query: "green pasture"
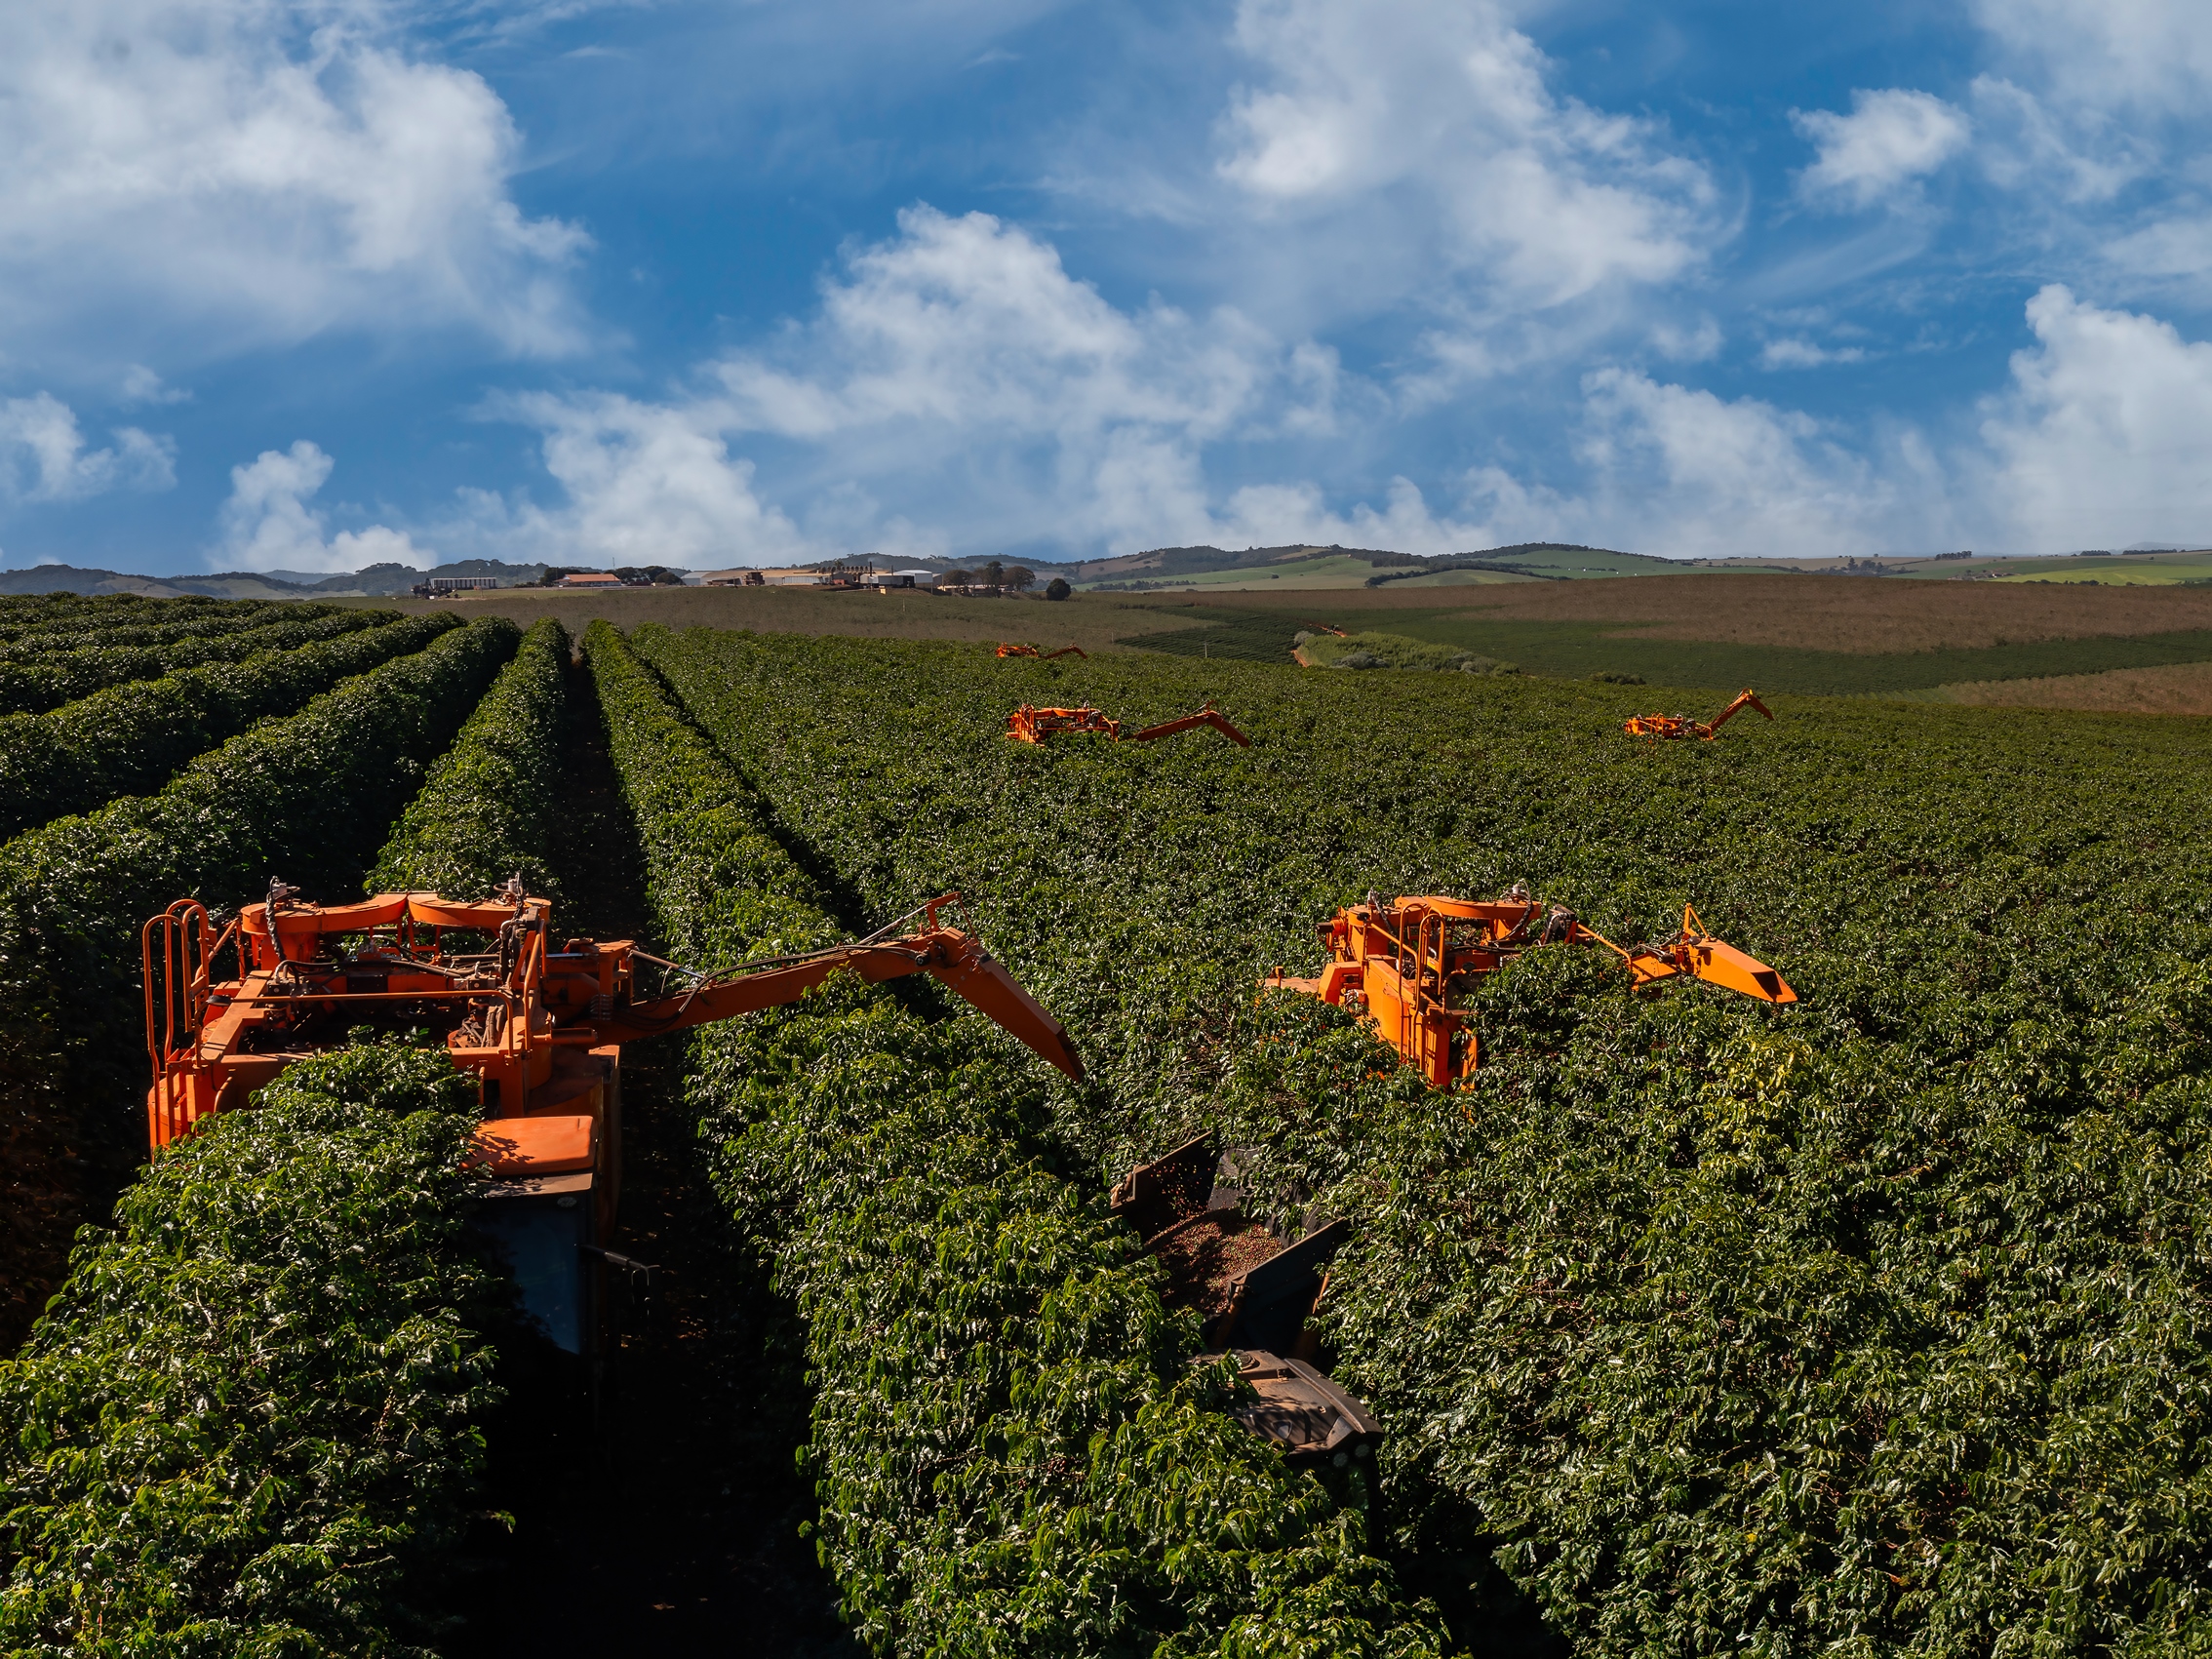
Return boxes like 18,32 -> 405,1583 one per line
1120,603 -> 2212,693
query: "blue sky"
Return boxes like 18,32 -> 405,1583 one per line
3,0 -> 2211,573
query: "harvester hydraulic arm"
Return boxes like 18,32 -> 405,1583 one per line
1127,703 -> 1251,746
1574,903 -> 1796,1003
141,887 -> 1083,1154
594,898 -> 1086,1080
1624,688 -> 1772,741
1703,689 -> 1773,735
1007,701 -> 1249,746
997,643 -> 1087,659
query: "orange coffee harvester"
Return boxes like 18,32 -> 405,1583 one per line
144,881 -> 1081,1354
1625,688 -> 1773,741
1006,701 -> 1250,746
1264,888 -> 1795,1088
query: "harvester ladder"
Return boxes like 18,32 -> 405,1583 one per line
143,900 -> 225,1150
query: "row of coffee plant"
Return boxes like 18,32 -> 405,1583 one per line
0,612 -> 458,843
2,618 -> 587,1648
0,598 -> 292,659
0,605 -> 384,716
0,594 -> 185,640
586,621 -> 1453,1657
637,627 -> 2212,1653
371,617 -> 571,901
0,616 -> 519,1351
0,1044 -> 506,1653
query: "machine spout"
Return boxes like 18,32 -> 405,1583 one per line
1623,905 -> 1797,1003
928,933 -> 1086,1081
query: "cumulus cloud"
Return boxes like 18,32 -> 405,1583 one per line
450,392 -> 809,569
703,204 -> 1316,555
1794,90 -> 1972,209
0,392 -> 175,501
1968,0 -> 2212,111
721,206 -> 1283,439
441,207 -> 1301,564
1977,284 -> 2212,548
0,0 -> 589,371
1213,0 -> 1718,313
415,204 -> 2212,572
216,440 -> 428,573
431,202 -> 1923,566
1569,370 -> 1919,556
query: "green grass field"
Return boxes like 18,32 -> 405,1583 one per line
1120,605 -> 2212,695
1076,553 -> 1444,591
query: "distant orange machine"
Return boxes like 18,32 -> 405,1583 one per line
996,643 -> 1088,659
1265,888 -> 1795,1089
1007,701 -> 1250,746
1625,688 -> 1773,741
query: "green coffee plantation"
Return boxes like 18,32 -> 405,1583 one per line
3,594 -> 2209,1658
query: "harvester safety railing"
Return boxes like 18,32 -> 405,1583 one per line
143,900 -> 240,1148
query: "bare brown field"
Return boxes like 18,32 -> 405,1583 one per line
347,585 -> 1201,652
1933,660 -> 2212,717
1215,573 -> 2212,653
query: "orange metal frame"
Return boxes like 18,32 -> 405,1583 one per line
1625,688 -> 1773,741
1263,891 -> 1796,1088
143,889 -> 1081,1156
1006,701 -> 1251,746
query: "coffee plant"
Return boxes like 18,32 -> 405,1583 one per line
0,617 -> 518,1353
585,621 -> 1451,1657
0,612 -> 459,844
0,595 -> 178,641
0,1041 -> 504,1655
0,600 -> 289,659
372,617 -> 570,902
0,612 -> 605,1646
634,627 -> 2212,1654
0,606 -> 384,717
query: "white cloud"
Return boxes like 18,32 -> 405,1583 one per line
1112,368 -> 1938,563
120,366 -> 191,406
0,0 -> 590,373
720,206 -> 1280,442
216,440 -> 428,573
1968,0 -> 2212,112
1793,90 -> 1971,209
452,392 -> 809,569
418,209 -> 2212,572
1650,318 -> 1724,363
426,202 -> 1943,567
703,205 -> 1309,555
1759,337 -> 1868,370
1213,0 -> 1718,312
436,206 -> 1375,564
0,392 -> 175,501
1977,284 -> 2212,549
1966,76 -> 2138,204
1204,475 -> 1508,558
1569,370 -> 1911,556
